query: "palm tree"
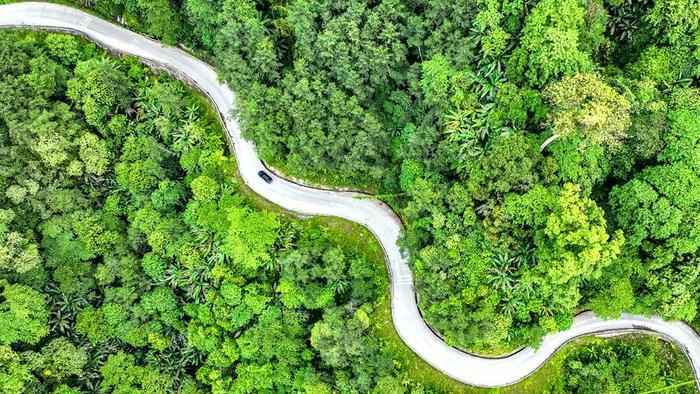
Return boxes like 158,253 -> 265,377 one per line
488,252 -> 516,293
501,296 -> 524,318
261,256 -> 278,272
44,282 -> 90,339
607,0 -> 652,42
145,331 -> 204,390
445,102 -> 500,172
516,281 -> 536,299
275,224 -> 297,252
515,243 -> 537,267
332,279 -> 350,295
185,104 -> 200,123
468,67 -> 505,101
79,338 -> 122,392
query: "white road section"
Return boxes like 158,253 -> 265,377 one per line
2,2 -> 699,388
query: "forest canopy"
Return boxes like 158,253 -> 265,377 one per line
117,0 -> 700,353
1,0 -> 700,391
0,30 -> 427,393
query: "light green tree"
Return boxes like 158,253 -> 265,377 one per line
533,183 -> 624,285
37,338 -> 88,382
0,346 -> 35,394
514,0 -> 594,86
544,73 -> 631,151
77,133 -> 110,176
0,282 -> 49,345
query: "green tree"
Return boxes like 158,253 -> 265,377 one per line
544,73 -> 631,150
190,175 -> 219,202
549,339 -> 694,393
22,55 -> 67,98
99,352 -> 171,393
0,282 -> 49,345
0,346 -> 35,394
44,33 -> 83,65
67,58 -> 129,130
512,0 -> 596,86
507,183 -> 624,285
77,133 -> 110,176
36,338 -> 88,382
609,160 -> 700,321
221,206 -> 280,272
0,231 -> 41,275
115,135 -> 167,196
645,0 -> 700,77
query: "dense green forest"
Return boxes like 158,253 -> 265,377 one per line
0,0 -> 699,392
544,336 -> 695,393
0,30 -> 418,393
0,27 -> 694,394
0,26 -> 694,394
56,0 -> 700,353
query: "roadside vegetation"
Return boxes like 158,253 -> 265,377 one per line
4,0 -> 699,352
1,0 -> 700,391
0,30 -> 422,393
64,0 -> 700,355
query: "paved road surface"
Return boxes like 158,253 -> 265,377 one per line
1,2 -> 698,388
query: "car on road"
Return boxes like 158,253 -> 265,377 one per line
258,170 -> 273,183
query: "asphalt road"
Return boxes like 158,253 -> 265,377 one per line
1,2 -> 698,388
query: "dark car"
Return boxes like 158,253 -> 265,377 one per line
258,170 -> 273,184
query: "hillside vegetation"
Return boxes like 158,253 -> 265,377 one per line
61,0 -> 700,353
0,30 -> 421,393
1,0 -> 700,392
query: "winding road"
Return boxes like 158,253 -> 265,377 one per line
2,2 -> 699,389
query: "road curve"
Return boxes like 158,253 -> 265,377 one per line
2,2 -> 699,388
